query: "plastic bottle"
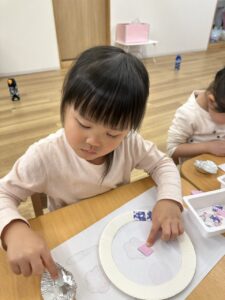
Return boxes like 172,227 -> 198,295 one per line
174,54 -> 182,71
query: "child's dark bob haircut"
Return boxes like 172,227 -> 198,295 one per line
207,66 -> 225,113
60,45 -> 149,131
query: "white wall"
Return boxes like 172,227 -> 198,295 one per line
111,0 -> 217,57
0,0 -> 218,76
0,0 -> 60,76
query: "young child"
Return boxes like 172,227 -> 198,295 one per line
0,46 -> 183,279
167,67 -> 225,164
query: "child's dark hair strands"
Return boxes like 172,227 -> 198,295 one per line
207,66 -> 225,113
61,46 -> 149,131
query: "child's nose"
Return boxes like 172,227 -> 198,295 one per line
86,136 -> 101,147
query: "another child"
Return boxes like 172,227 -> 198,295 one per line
167,67 -> 225,164
0,46 -> 183,279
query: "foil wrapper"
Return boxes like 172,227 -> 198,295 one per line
41,263 -> 77,300
194,160 -> 218,174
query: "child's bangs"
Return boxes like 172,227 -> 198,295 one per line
61,47 -> 149,128
75,87 -> 143,131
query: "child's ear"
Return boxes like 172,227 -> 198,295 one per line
207,93 -> 216,107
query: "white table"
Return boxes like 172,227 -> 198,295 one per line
116,39 -> 158,60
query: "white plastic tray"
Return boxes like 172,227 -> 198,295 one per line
183,189 -> 225,237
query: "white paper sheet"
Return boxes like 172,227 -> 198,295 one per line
218,163 -> 225,172
51,187 -> 225,300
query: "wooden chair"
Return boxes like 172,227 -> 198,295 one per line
31,193 -> 48,217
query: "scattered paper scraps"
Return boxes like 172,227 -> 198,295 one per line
133,210 -> 151,221
198,204 -> 225,227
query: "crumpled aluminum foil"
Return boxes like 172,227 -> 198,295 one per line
194,160 -> 218,174
41,263 -> 77,300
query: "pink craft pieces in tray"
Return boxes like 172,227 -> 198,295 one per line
184,189 -> 225,237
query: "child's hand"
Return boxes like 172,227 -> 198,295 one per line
146,200 -> 183,246
2,220 -> 58,278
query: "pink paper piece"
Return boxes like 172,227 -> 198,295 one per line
191,190 -> 203,195
138,243 -> 154,256
217,210 -> 225,217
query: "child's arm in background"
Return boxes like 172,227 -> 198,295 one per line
171,140 -> 225,163
167,105 -> 195,163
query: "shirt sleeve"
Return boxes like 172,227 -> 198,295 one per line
0,145 -> 47,246
130,132 -> 182,205
167,104 -> 195,157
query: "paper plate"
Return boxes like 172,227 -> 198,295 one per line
99,211 -> 196,300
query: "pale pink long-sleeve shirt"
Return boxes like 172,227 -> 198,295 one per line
167,91 -> 225,162
0,129 -> 182,244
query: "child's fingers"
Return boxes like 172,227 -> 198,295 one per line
168,222 -> 179,240
162,220 -> 184,241
178,221 -> 184,234
20,261 -> 32,277
146,222 -> 161,246
10,262 -> 21,275
161,222 -> 172,241
42,252 -> 58,279
10,259 -> 32,277
30,257 -> 45,276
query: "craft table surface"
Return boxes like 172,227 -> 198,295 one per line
181,154 -> 225,191
0,177 -> 224,300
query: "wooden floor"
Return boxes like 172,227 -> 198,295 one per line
0,45 -> 225,219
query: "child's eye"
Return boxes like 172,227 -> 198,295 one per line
77,120 -> 90,129
107,133 -> 119,138
80,123 -> 90,129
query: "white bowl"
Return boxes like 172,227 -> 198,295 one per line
183,189 -> 225,237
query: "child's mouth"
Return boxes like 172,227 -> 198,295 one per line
81,148 -> 97,155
